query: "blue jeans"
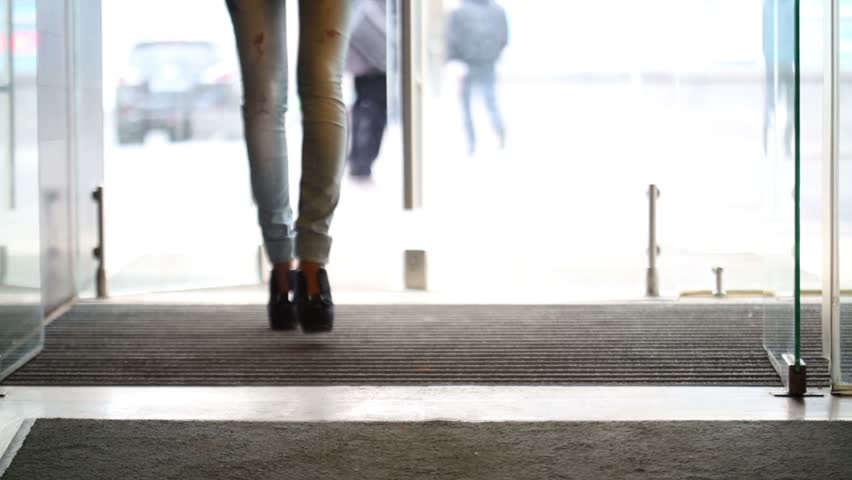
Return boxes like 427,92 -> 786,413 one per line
226,0 -> 352,265
461,63 -> 506,155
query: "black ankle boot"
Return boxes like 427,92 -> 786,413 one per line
268,269 -> 298,330
295,269 -> 334,334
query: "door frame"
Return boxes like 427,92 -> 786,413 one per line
823,0 -> 850,392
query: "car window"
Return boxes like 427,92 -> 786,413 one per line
130,42 -> 220,75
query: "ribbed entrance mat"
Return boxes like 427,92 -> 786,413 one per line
2,303 -> 831,386
4,419 -> 852,480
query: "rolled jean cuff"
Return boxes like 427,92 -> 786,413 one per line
265,238 -> 295,264
295,231 -> 332,265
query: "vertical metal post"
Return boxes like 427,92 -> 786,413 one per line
824,0 -> 842,387
646,185 -> 660,297
404,249 -> 427,290
401,0 -> 422,210
66,0 -> 80,293
400,0 -> 428,289
257,244 -> 270,283
92,186 -> 107,298
713,267 -> 725,298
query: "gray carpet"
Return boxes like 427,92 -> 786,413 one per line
2,303 -> 833,386
3,419 -> 852,479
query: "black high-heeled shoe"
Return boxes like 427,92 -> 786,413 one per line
295,269 -> 334,334
268,269 -> 298,331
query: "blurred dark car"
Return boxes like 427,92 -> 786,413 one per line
115,41 -> 241,145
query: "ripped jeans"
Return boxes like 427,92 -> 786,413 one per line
226,0 -> 352,265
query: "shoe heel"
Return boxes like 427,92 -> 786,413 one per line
295,269 -> 335,334
298,303 -> 334,333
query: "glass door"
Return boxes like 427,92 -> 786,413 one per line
99,0 -> 408,297
100,0 -> 272,295
0,0 -> 43,380
399,0 -> 801,306
761,0 -> 803,392
96,0 -> 806,320
394,0 -> 804,388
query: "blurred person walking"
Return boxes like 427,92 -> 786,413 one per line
446,0 -> 509,156
226,0 -> 352,333
346,0 -> 388,180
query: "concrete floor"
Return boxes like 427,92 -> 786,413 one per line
1,385 -> 851,466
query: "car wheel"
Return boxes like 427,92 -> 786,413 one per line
169,118 -> 193,143
182,118 -> 194,141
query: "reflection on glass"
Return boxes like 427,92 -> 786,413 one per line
1,0 -> 43,380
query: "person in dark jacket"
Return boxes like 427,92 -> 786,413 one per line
446,0 -> 508,156
763,0 -> 795,156
346,0 -> 387,180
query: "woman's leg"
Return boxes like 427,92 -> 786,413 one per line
295,0 -> 353,293
481,66 -> 506,149
226,0 -> 294,291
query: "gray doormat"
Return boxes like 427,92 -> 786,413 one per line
3,419 -> 852,480
2,303 -> 832,386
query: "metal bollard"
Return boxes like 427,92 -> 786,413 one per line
257,244 -> 271,283
92,186 -> 108,299
712,266 -> 725,298
646,185 -> 660,297
404,250 -> 428,290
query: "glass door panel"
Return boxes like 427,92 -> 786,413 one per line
100,0 -> 407,297
760,0 -> 800,386
72,0 -> 105,296
0,0 -> 43,380
101,0 -> 270,295
329,0 -> 406,294
407,0 -> 799,309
